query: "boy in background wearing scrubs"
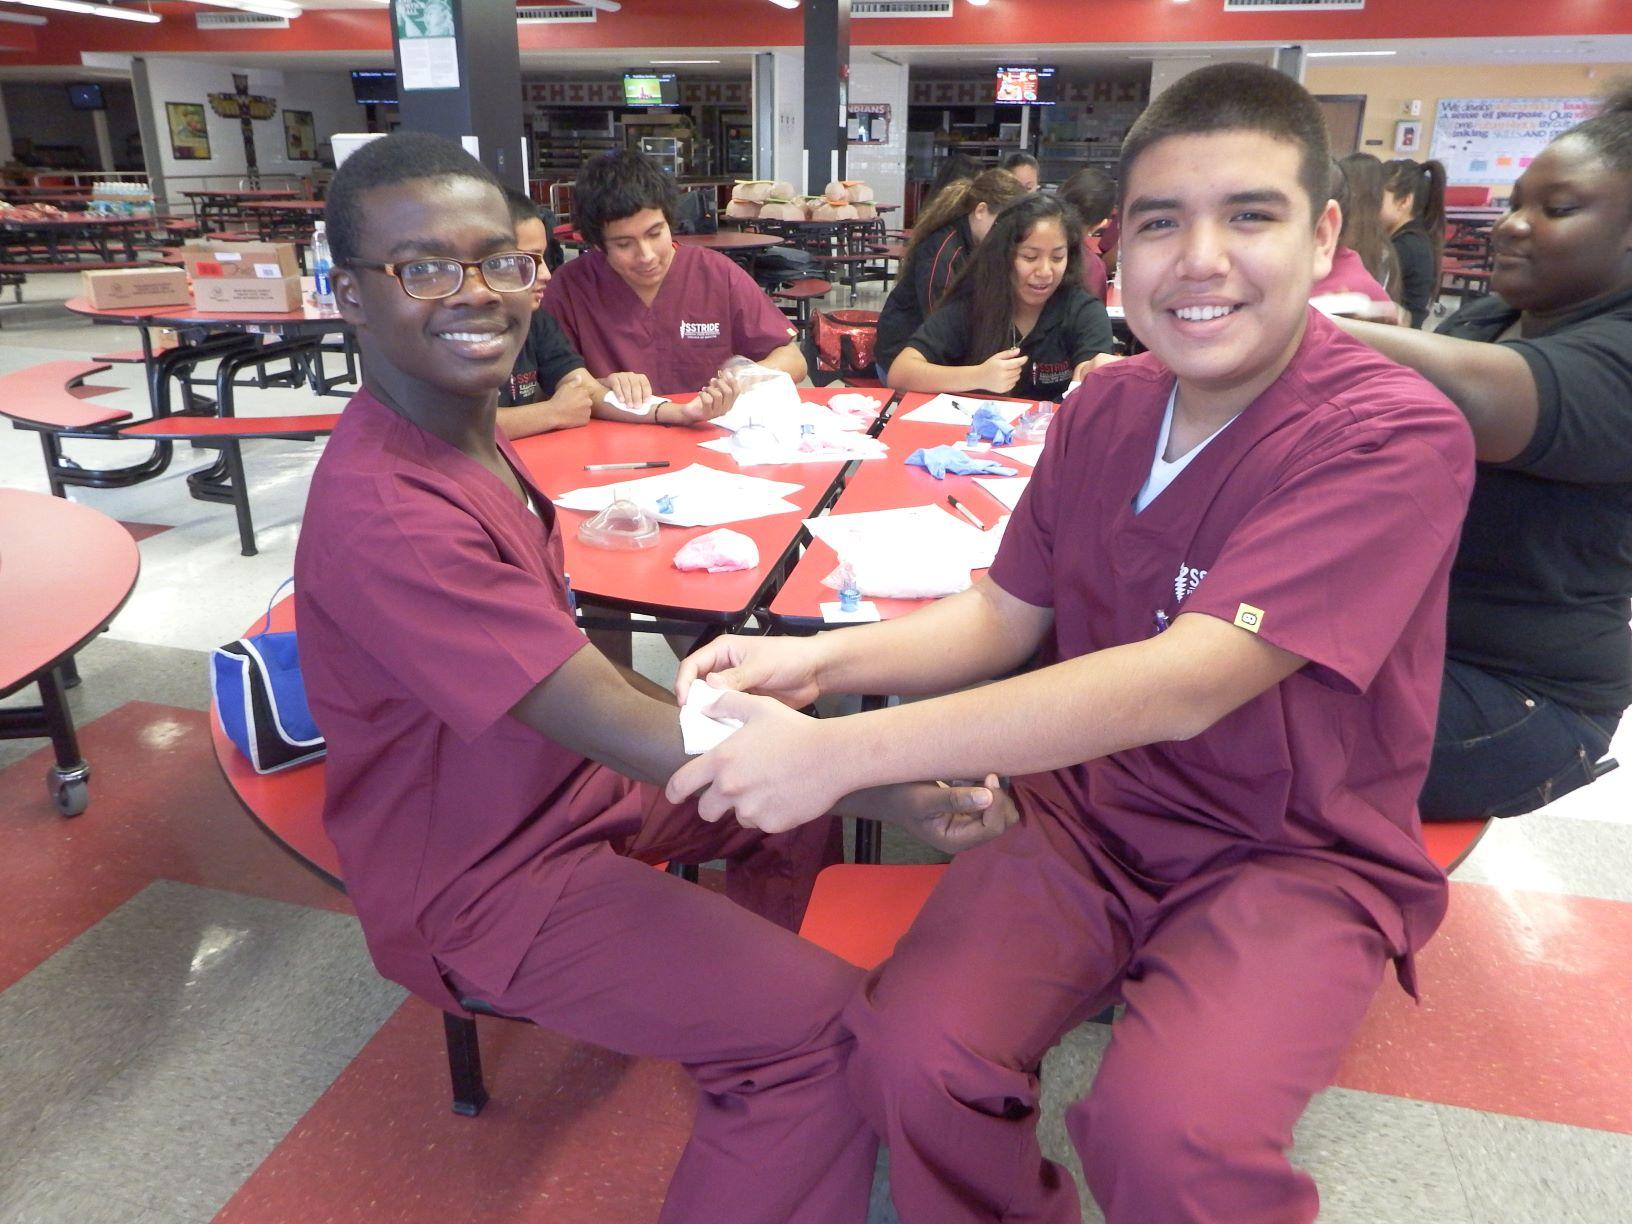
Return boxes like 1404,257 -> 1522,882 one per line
542,149 -> 805,411
672,64 -> 1476,1222
295,132 -> 1013,1224
496,189 -> 732,439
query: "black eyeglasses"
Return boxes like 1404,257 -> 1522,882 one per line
345,251 -> 541,301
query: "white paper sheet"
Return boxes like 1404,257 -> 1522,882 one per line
554,464 -> 804,528
697,433 -> 887,466
993,443 -> 1045,468
899,394 -> 1035,427
711,397 -> 872,436
680,680 -> 743,754
804,504 -> 1005,569
974,476 -> 1030,511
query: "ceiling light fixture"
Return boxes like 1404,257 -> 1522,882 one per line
185,0 -> 302,16
0,0 -> 161,21
767,0 -> 799,9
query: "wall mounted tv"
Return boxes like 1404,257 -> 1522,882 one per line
67,83 -> 106,112
351,70 -> 399,107
994,66 -> 1057,107
623,73 -> 679,108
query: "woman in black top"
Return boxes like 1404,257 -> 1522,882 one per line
1338,92 -> 1632,820
1381,158 -> 1447,327
888,194 -> 1114,402
874,169 -> 1029,377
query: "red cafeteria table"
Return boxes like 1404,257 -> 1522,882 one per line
0,490 -> 140,815
510,385 -> 893,638
769,391 -> 1040,630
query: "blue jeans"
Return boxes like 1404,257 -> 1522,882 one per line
1419,659 -> 1620,821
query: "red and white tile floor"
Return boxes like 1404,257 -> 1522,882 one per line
3,272 -> 1630,1221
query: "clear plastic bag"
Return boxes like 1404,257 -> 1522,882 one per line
577,498 -> 660,550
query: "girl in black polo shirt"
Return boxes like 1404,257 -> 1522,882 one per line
874,169 -> 1029,377
887,194 -> 1114,402
1381,158 -> 1447,328
1337,89 -> 1632,820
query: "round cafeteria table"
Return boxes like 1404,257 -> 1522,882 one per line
208,596 -> 341,884
552,226 -> 784,255
0,490 -> 140,815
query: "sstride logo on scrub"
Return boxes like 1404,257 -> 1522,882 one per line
679,321 -> 722,341
1174,562 -> 1207,604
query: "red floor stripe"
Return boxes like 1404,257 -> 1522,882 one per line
1336,880 -> 1632,1133
216,998 -> 695,1222
0,701 -> 348,991
119,520 -> 173,542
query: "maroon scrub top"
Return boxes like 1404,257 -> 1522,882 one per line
1311,245 -> 1393,304
542,243 -> 798,395
294,388 -> 643,1010
988,310 -> 1476,974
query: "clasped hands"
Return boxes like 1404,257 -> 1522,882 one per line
602,368 -> 740,426
665,636 -> 1018,854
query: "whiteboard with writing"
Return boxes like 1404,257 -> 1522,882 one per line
1430,97 -> 1597,184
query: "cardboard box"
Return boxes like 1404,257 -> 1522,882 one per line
182,239 -> 301,282
80,266 -> 190,309
191,275 -> 304,314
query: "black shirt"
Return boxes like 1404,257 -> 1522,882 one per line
904,285 -> 1114,402
1440,285 -> 1632,714
876,217 -> 973,373
1391,221 -> 1435,328
499,309 -> 584,408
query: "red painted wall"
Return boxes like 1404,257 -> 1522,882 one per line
6,0 -> 1630,68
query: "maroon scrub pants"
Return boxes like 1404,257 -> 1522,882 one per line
843,774 -> 1397,1223
444,790 -> 871,1224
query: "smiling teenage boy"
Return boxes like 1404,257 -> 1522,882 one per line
542,149 -> 805,415
294,132 -> 1013,1224
669,64 -> 1476,1221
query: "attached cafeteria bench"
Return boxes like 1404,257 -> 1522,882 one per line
0,353 -> 341,556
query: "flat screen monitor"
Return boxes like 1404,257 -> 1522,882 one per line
623,73 -> 679,108
351,70 -> 399,107
67,84 -> 106,112
994,66 -> 1057,107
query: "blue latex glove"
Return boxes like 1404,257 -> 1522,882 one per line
906,445 -> 1019,479
966,404 -> 1016,446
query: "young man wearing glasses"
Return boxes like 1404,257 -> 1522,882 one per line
296,132 -> 1013,1222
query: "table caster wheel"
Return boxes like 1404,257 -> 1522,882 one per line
48,763 -> 90,817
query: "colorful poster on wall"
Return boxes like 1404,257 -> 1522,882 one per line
165,102 -> 211,161
395,0 -> 460,91
1429,96 -> 1596,183
284,109 -> 317,160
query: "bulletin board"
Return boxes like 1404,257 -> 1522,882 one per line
1429,96 -> 1597,183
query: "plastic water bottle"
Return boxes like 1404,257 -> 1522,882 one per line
836,562 -> 861,613
311,220 -> 335,307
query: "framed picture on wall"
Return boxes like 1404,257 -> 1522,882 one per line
1394,119 -> 1423,155
284,109 -> 317,161
166,102 -> 211,161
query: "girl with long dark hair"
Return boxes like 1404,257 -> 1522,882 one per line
875,169 -> 1029,375
1312,154 -> 1401,306
1381,157 -> 1447,326
887,194 -> 1114,401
